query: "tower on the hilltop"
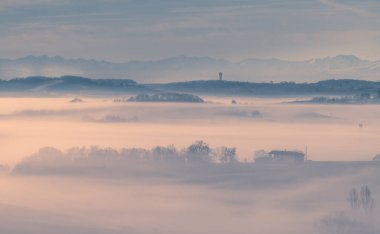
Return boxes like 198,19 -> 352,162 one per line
219,72 -> 223,81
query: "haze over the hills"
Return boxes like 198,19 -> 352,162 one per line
1,54 -> 380,83
2,1 -> 380,234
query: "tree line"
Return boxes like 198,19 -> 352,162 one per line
14,141 -> 240,174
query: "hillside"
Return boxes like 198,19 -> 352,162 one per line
0,76 -> 148,94
149,79 -> 380,96
1,76 -> 380,96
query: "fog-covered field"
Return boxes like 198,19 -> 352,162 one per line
0,96 -> 379,233
0,96 -> 379,163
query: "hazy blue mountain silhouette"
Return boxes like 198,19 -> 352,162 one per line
1,55 -> 380,83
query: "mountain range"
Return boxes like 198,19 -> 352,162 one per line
1,55 -> 380,83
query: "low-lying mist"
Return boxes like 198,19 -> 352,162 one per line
0,97 -> 379,164
0,96 -> 379,233
1,144 -> 379,234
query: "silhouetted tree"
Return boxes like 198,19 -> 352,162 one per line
185,140 -> 211,163
348,188 -> 360,209
360,185 -> 375,214
347,185 -> 375,214
152,145 -> 179,162
217,147 -> 237,164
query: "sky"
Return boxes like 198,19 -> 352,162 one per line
1,0 -> 380,62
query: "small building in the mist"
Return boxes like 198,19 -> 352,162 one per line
255,150 -> 305,164
268,150 -> 305,163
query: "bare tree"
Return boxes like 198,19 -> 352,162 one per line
347,185 -> 375,214
217,147 -> 237,164
348,188 -> 360,209
152,145 -> 179,162
360,185 -> 375,214
185,140 -> 211,163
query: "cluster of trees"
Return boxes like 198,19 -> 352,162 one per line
130,93 -> 205,103
308,92 -> 380,104
14,141 -> 239,174
317,185 -> 377,234
348,185 -> 375,214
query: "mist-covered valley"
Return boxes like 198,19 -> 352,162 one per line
3,0 -> 380,232
0,96 -> 379,163
0,96 -> 379,234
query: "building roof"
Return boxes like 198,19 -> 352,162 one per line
269,150 -> 304,157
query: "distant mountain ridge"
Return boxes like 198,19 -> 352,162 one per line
1,55 -> 380,83
1,76 -> 380,96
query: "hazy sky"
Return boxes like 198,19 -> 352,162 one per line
1,0 -> 380,62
